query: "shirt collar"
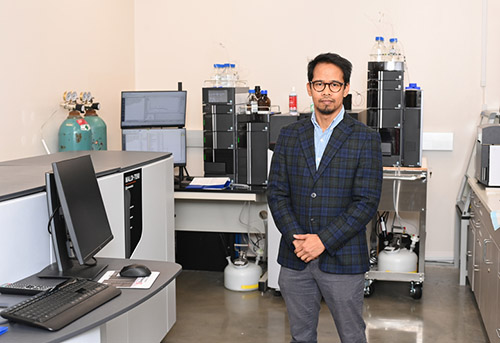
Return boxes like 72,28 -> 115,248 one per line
311,106 -> 345,132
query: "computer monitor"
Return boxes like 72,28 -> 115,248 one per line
122,128 -> 187,167
121,90 -> 187,128
39,155 -> 114,279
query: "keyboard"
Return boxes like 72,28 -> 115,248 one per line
0,282 -> 54,296
0,278 -> 121,331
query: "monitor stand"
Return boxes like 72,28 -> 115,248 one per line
38,260 -> 108,280
176,166 -> 193,187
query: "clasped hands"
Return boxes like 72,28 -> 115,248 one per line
293,234 -> 325,263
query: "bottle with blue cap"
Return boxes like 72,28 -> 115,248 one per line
229,64 -> 238,87
221,63 -> 231,87
388,38 -> 403,62
258,90 -> 271,113
213,64 -> 223,87
246,89 -> 258,114
369,36 -> 387,62
405,83 -> 421,108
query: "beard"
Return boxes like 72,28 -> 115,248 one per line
316,104 -> 336,115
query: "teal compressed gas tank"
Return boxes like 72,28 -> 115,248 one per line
84,106 -> 107,150
58,110 -> 92,151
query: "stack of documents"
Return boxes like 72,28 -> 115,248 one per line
98,270 -> 159,289
185,177 -> 231,189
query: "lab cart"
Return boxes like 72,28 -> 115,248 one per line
364,165 -> 428,299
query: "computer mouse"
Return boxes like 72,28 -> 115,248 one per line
119,264 -> 152,278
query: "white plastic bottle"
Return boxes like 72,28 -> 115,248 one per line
388,38 -> 403,62
289,87 -> 297,115
369,36 -> 387,62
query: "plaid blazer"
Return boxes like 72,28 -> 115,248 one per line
267,114 -> 383,274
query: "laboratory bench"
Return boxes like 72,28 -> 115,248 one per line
0,151 -> 177,341
0,258 -> 181,343
465,178 -> 500,343
174,184 -> 268,271
174,184 -> 267,234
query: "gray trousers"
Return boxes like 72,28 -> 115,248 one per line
278,259 -> 366,343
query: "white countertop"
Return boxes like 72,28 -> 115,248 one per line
468,177 -> 500,213
468,177 -> 500,230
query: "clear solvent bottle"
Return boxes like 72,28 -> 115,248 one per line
214,64 -> 222,87
246,89 -> 258,114
369,36 -> 387,62
388,38 -> 403,62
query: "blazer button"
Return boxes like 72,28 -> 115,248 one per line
311,192 -> 317,198
310,218 -> 315,223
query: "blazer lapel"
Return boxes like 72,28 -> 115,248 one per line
298,120 -> 317,178
315,115 -> 354,179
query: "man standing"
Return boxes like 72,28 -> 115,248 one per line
267,53 -> 383,343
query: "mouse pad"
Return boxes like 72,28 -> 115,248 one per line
98,270 -> 159,289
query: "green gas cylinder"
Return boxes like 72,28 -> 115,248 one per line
84,104 -> 107,150
58,110 -> 92,151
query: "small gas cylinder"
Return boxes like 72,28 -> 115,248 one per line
84,104 -> 107,150
224,256 -> 262,292
58,110 -> 92,152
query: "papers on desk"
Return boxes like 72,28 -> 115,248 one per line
185,177 -> 231,189
98,270 -> 159,289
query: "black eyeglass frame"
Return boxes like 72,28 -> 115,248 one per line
309,80 -> 345,93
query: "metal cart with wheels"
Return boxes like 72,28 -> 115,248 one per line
365,165 -> 428,299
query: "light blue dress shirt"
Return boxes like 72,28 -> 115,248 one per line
311,106 -> 345,169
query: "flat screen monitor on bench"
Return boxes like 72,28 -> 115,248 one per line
121,90 -> 187,128
39,155 -> 114,280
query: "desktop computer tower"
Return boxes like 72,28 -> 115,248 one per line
203,87 -> 249,181
236,122 -> 269,185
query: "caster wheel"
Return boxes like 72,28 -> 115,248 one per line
364,280 -> 375,297
410,282 -> 422,299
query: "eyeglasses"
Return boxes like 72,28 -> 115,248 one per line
310,80 -> 344,93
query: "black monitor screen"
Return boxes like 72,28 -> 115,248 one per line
122,128 -> 186,166
52,155 -> 114,264
121,91 -> 187,128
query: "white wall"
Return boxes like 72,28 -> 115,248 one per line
134,0 -> 500,261
0,0 -> 135,161
0,1 -> 499,261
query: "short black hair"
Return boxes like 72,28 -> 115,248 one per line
307,53 -> 352,84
